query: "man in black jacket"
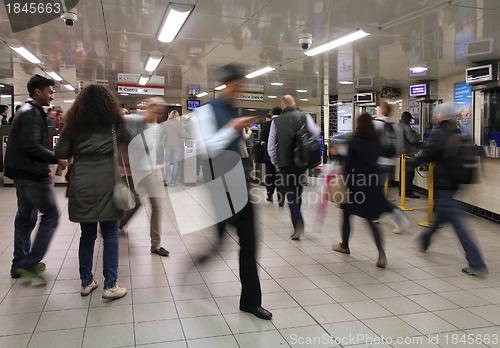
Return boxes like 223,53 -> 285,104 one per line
5,74 -> 66,284
408,103 -> 487,276
260,106 -> 282,203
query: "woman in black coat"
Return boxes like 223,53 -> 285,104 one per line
332,113 -> 389,268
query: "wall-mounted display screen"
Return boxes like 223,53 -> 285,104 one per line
187,100 -> 200,110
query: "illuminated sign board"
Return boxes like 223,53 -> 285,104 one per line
410,84 -> 427,96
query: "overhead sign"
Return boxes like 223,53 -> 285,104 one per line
410,84 -> 427,96
117,85 -> 165,96
117,74 -> 165,96
238,83 -> 264,102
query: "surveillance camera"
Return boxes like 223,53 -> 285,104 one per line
61,11 -> 77,27
299,33 -> 312,50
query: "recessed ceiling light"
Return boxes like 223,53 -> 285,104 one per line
138,75 -> 150,86
62,84 -> 75,91
196,92 -> 208,97
296,89 -> 308,93
120,93 -> 129,96
214,84 -> 226,91
300,98 -> 309,101
338,81 -> 353,85
270,82 -> 283,86
46,71 -> 63,81
245,66 -> 275,79
268,95 -> 277,98
305,29 -> 371,57
157,3 -> 194,43
144,51 -> 163,72
409,66 -> 428,73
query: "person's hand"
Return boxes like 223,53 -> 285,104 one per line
329,147 -> 339,155
276,168 -> 280,172
58,159 -> 67,170
224,116 -> 257,132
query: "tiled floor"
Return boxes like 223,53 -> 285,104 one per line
0,179 -> 499,348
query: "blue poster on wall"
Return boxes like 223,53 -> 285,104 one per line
454,82 -> 473,138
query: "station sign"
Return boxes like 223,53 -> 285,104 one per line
117,74 -> 165,96
410,84 -> 427,96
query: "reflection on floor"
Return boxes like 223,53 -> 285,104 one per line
0,182 -> 499,348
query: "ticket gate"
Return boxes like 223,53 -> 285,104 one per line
2,136 -> 13,185
183,140 -> 197,185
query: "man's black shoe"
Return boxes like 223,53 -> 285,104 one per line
266,196 -> 273,202
239,305 -> 272,320
418,233 -> 430,252
278,201 -> 285,207
407,193 -> 420,199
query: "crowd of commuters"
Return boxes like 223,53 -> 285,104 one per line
2,70 -> 488,320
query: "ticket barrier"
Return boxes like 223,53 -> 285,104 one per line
183,140 -> 197,185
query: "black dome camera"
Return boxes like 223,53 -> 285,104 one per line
61,11 -> 77,27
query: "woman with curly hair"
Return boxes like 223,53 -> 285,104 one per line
55,85 -> 133,299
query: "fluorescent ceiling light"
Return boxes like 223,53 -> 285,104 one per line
214,84 -> 226,91
245,66 -> 275,79
196,92 -> 208,97
268,95 -> 277,98
0,84 -> 5,87
300,98 -> 309,101
270,82 -> 283,86
8,41 -> 41,64
144,51 -> 163,72
46,71 -> 63,81
157,3 -> 194,43
305,29 -> 371,56
338,80 -> 353,85
64,99 -> 74,103
138,75 -> 150,86
296,89 -> 308,93
120,93 -> 129,96
409,66 -> 428,73
62,84 -> 75,91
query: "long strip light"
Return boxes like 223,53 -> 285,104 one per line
63,84 -> 75,91
7,40 -> 41,64
46,71 -> 63,81
214,84 -> 226,91
157,3 -> 194,43
138,75 -> 151,86
270,82 -> 283,86
296,89 -> 308,93
245,66 -> 275,79
144,51 -> 163,72
305,29 -> 371,57
196,92 -> 208,97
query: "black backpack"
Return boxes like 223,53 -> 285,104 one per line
445,134 -> 483,185
375,119 -> 398,158
293,114 -> 321,169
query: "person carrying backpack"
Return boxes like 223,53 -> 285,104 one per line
408,103 -> 487,277
267,95 -> 320,240
373,102 -> 410,234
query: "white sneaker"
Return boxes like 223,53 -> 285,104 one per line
392,209 -> 410,234
102,285 -> 127,299
81,279 -> 98,296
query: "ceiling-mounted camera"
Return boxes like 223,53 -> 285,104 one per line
61,10 -> 77,27
299,33 -> 312,50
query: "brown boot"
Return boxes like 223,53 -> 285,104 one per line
332,243 -> 350,254
376,252 -> 387,268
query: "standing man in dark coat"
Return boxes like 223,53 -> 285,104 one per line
260,106 -> 282,204
398,111 -> 420,198
194,64 -> 272,320
267,95 -> 320,240
4,74 -> 66,284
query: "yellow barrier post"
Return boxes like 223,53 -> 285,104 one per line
399,154 -> 413,211
384,178 -> 395,201
418,163 -> 441,228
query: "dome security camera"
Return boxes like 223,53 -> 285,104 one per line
299,33 -> 312,50
61,11 -> 77,27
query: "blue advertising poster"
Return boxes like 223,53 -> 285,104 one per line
454,82 -> 473,138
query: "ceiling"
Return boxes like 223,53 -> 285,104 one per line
1,0 -> 500,109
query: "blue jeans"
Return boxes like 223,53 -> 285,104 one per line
422,190 -> 487,270
11,177 -> 59,275
165,146 -> 182,185
79,221 -> 119,289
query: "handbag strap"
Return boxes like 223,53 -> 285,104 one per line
111,125 -> 120,183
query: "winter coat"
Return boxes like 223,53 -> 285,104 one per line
54,123 -> 133,222
342,134 -> 389,220
4,99 -> 59,180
